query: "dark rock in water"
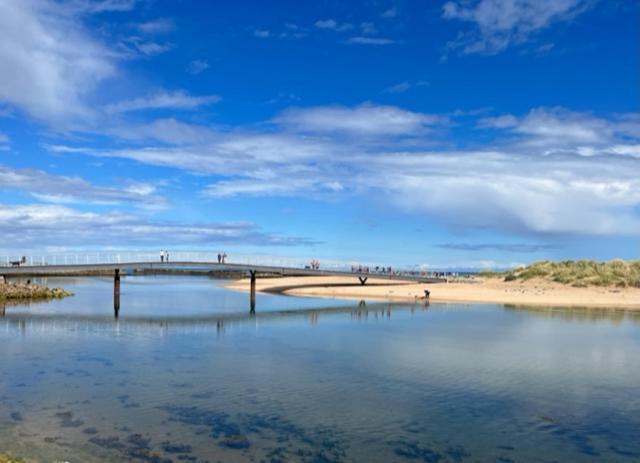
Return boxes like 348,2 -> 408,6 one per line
161,441 -> 193,453
127,433 -> 151,448
42,436 -> 71,448
219,434 -> 250,449
89,436 -> 126,450
177,455 -> 197,461
389,439 -> 443,462
609,444 -> 640,458
190,392 -> 214,399
10,412 -> 23,422
126,447 -> 173,463
445,445 -> 471,462
170,382 -> 194,389
497,445 -> 515,451
83,427 -> 99,435
55,410 -> 84,428
161,406 -> 240,438
308,450 -> 343,463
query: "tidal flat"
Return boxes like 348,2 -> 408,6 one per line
1,275 -> 639,462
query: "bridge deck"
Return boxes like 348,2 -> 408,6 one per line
0,261 -> 444,283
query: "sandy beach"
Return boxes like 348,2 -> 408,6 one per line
225,275 -> 640,310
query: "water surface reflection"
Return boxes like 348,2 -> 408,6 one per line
1,276 -> 639,462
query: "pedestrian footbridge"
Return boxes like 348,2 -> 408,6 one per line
1,261 -> 445,315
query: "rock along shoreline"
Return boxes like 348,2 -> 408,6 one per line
0,281 -> 72,302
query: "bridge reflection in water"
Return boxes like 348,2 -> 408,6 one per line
0,300 -> 433,336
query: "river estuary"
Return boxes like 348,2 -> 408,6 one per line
1,275 -> 639,462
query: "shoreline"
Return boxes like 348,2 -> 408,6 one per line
224,275 -> 640,310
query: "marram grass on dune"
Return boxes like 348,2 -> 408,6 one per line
484,260 -> 640,288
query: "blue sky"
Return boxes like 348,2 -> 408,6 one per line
0,0 -> 638,269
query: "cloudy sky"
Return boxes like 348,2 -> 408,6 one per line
0,0 -> 638,268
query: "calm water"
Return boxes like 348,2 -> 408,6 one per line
1,275 -> 639,462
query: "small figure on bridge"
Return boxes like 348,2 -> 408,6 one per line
165,251 -> 170,262
10,256 -> 26,267
222,252 -> 227,263
217,253 -> 222,263
160,250 -> 165,263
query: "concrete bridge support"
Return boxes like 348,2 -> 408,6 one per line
114,269 -> 120,318
250,270 -> 256,313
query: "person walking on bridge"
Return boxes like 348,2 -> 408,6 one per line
160,250 -> 165,263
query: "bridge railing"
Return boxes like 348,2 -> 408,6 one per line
0,251 -> 354,270
0,251 -> 456,278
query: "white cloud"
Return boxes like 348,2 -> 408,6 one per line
101,118 -> 218,145
254,29 -> 271,38
315,19 -> 353,32
105,91 -> 220,113
275,104 -> 443,136
485,108 -> 640,156
443,0 -> 593,54
347,36 -> 395,45
0,133 -> 9,150
376,151 -> 640,235
137,18 -> 174,34
477,114 -> 518,128
385,81 -> 429,94
0,203 -> 315,248
48,105 -> 640,237
121,37 -> 173,56
381,7 -> 398,18
0,0 -> 116,124
360,22 -> 377,35
385,81 -> 411,94
0,164 -> 165,207
187,59 -> 210,74
67,0 -> 137,14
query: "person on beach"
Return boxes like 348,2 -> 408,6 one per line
160,250 -> 165,263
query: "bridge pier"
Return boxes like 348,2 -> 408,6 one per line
250,270 -> 256,313
114,269 -> 120,318
358,276 -> 368,285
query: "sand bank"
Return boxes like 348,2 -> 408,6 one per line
225,275 -> 640,310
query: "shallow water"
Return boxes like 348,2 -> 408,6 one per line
1,275 -> 639,462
